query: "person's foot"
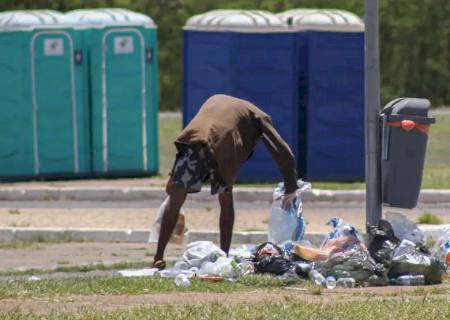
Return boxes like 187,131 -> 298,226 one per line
152,259 -> 166,270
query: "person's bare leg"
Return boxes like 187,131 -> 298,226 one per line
218,192 -> 235,254
154,183 -> 187,262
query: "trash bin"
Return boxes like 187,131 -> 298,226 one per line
381,98 -> 436,209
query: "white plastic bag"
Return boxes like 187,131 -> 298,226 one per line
182,241 -> 226,268
197,256 -> 239,279
268,180 -> 311,245
148,196 -> 185,243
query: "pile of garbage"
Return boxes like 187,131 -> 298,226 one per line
142,181 -> 449,288
148,213 -> 448,288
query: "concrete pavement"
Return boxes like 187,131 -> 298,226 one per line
0,185 -> 450,203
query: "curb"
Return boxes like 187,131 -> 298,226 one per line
1,225 -> 448,246
0,187 -> 449,203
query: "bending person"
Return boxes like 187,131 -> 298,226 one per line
152,94 -> 298,270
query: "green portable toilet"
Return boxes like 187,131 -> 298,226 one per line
67,9 -> 159,177
0,10 -> 90,180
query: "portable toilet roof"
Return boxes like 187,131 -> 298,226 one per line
0,10 -> 76,31
278,9 -> 364,32
184,9 -> 287,32
66,8 -> 155,28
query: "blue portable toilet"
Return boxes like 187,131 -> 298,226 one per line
278,9 -> 365,181
0,10 -> 90,180
183,10 -> 299,182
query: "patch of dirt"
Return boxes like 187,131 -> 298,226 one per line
0,285 -> 447,315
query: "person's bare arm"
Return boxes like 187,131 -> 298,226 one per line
260,115 -> 298,195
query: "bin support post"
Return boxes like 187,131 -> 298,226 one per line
365,0 -> 382,227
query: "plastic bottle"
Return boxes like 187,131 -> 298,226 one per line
336,277 -> 356,288
238,261 -> 254,276
174,274 -> 191,287
174,261 -> 189,271
443,241 -> 450,267
394,275 -> 425,286
157,269 -> 179,278
308,270 -> 326,286
325,276 -> 337,289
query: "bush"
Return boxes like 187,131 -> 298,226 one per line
416,213 -> 443,225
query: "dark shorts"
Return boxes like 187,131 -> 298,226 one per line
169,144 -> 232,195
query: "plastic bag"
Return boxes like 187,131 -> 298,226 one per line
197,257 -> 240,279
252,242 -> 294,276
294,218 -> 365,262
317,248 -> 388,285
431,227 -> 450,271
268,180 -> 311,244
228,245 -> 254,262
182,241 -> 226,268
385,212 -> 425,244
321,217 -> 365,249
367,219 -> 399,267
388,239 -> 442,284
148,196 -> 186,243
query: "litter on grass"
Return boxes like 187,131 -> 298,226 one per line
122,184 -> 449,288
155,216 -> 446,287
118,268 -> 158,277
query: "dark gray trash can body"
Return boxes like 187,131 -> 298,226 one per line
381,98 -> 435,209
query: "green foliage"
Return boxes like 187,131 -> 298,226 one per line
416,212 -> 443,225
0,0 -> 448,109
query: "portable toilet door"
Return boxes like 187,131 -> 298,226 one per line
0,10 -> 90,180
183,10 -> 298,182
278,9 -> 365,181
67,9 -> 159,177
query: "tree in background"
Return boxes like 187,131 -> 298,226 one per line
0,0 -> 448,110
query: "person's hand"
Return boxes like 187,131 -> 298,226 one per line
281,192 -> 296,211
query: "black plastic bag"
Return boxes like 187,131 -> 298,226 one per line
252,242 -> 297,276
254,255 -> 294,275
367,219 -> 399,267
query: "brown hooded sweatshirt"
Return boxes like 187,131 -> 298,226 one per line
175,94 -> 298,193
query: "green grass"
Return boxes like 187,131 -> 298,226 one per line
0,241 -> 44,250
0,233 -> 87,250
2,297 -> 450,320
422,113 -> 450,189
0,261 -> 152,277
0,272 -> 447,300
0,275 -> 293,299
416,213 -> 443,225
0,275 -> 448,319
158,114 -> 181,177
157,111 -> 450,189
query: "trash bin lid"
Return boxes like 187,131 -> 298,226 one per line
0,10 -> 76,31
382,98 -> 435,124
277,9 -> 364,32
66,8 -> 156,28
184,9 -> 286,32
